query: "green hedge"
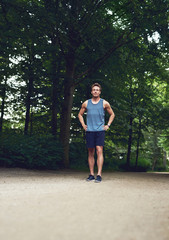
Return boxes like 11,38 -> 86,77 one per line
69,142 -> 88,169
0,134 -> 63,169
1,134 -> 162,171
69,142 -> 152,171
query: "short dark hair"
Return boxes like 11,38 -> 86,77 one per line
91,83 -> 102,91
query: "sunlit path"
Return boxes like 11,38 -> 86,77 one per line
0,168 -> 169,240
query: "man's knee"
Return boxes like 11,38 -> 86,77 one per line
96,146 -> 103,155
88,148 -> 95,156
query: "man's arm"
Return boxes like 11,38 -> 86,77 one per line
78,101 -> 88,131
103,100 -> 115,130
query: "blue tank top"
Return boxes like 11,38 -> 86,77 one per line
86,98 -> 105,132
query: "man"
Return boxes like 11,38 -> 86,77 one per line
78,83 -> 115,183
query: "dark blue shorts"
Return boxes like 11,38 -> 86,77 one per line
86,131 -> 105,148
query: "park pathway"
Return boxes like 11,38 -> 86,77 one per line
0,168 -> 169,240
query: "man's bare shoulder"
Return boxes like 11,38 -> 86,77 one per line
82,100 -> 88,108
103,99 -> 110,108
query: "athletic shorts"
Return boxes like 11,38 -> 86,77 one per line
86,131 -> 105,148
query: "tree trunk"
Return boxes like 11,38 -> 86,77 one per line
152,130 -> 159,171
24,70 -> 34,135
163,150 -> 167,169
126,88 -> 134,169
126,116 -> 133,169
30,109 -> 33,135
51,74 -> 58,136
135,117 -> 142,169
51,43 -> 61,136
0,78 -> 7,133
152,156 -> 157,171
60,52 -> 75,168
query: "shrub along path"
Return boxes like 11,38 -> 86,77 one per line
0,168 -> 169,240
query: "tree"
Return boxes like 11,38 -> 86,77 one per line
0,0 -> 168,168
56,0 -> 169,167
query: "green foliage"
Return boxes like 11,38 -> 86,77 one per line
69,142 -> 88,169
104,141 -> 151,172
69,140 -> 152,172
0,134 -> 63,169
0,0 -> 169,170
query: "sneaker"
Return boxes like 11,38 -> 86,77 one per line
86,175 -> 95,181
95,175 -> 102,183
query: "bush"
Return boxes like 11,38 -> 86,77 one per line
69,142 -> 88,169
119,157 -> 151,172
104,142 -> 152,171
0,134 -> 63,169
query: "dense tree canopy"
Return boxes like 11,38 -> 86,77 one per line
0,0 -> 169,170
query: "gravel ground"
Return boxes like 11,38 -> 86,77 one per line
0,168 -> 169,240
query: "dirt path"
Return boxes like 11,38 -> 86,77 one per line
0,168 -> 169,240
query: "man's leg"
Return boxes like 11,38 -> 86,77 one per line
88,148 -> 95,176
96,146 -> 104,176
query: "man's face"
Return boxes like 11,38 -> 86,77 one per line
91,86 -> 101,98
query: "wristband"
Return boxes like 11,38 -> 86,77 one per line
107,124 -> 110,127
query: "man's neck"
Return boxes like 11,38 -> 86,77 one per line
92,97 -> 100,103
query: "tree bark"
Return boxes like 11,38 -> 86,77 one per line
51,42 -> 61,136
126,88 -> 134,169
135,117 -> 142,169
60,51 -> 75,168
163,150 -> 167,169
152,156 -> 157,171
126,116 -> 133,169
0,77 -> 7,133
24,68 -> 34,135
30,109 -> 33,135
151,130 -> 160,171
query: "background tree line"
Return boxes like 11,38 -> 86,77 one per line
0,0 -> 169,171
